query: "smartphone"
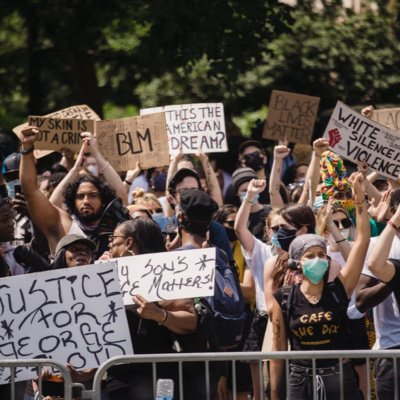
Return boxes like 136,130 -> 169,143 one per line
14,184 -> 22,197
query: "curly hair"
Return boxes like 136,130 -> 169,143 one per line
117,218 -> 166,254
212,204 -> 238,224
63,175 -> 116,215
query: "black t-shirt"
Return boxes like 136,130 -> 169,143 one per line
385,258 -> 400,309
273,277 -> 349,367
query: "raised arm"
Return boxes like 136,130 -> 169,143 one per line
367,204 -> 400,283
83,132 -> 128,205
165,152 -> 184,217
264,255 -> 279,318
269,296 -> 288,400
298,138 -> 329,205
356,274 -> 393,313
234,179 -> 266,257
123,161 -> 141,193
49,140 -> 88,208
195,148 -> 223,206
241,268 -> 256,303
356,159 -> 382,204
339,173 -> 370,297
19,127 -> 68,250
269,145 -> 290,208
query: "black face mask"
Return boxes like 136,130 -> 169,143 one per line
244,151 -> 264,171
178,220 -> 209,238
224,227 -> 237,242
277,228 -> 298,252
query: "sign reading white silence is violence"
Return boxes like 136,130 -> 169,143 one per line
140,103 -> 227,154
96,248 -> 216,304
322,102 -> 400,180
0,262 -> 132,384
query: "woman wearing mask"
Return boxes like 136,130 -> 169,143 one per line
270,173 -> 369,400
106,218 -> 197,400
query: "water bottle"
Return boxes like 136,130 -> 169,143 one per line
156,378 -> 174,399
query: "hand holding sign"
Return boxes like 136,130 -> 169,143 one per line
20,126 -> 40,150
313,138 -> 330,157
132,294 -> 165,322
361,105 -> 374,119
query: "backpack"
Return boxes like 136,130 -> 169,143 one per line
194,247 -> 247,351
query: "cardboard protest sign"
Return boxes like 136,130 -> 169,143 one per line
13,104 -> 101,138
0,262 -> 132,384
141,103 -> 227,154
371,107 -> 400,133
263,90 -> 320,144
322,102 -> 400,180
28,116 -> 95,152
97,248 -> 216,303
95,113 -> 169,170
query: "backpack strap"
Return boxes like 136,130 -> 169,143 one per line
329,281 -> 348,315
280,285 -> 295,329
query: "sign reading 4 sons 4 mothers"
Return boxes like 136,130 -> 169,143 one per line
141,103 -> 227,154
97,248 -> 216,304
0,262 -> 132,384
323,102 -> 400,179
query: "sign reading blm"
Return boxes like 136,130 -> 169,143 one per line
28,116 -> 94,152
95,113 -> 169,171
322,102 -> 400,179
0,262 -> 132,384
141,103 -> 227,154
263,90 -> 320,144
97,248 -> 216,304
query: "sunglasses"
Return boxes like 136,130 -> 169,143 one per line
333,218 -> 352,229
224,220 -> 235,228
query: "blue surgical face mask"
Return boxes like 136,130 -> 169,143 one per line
271,232 -> 282,249
239,192 -> 259,204
6,179 -> 20,200
302,257 -> 329,284
313,195 -> 324,212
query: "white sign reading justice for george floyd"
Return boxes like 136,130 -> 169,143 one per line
140,103 -> 227,154
322,102 -> 400,180
0,262 -> 133,384
97,248 -> 216,304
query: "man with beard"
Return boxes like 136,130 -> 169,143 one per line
19,126 -> 128,259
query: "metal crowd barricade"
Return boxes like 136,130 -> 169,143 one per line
84,349 -> 400,400
0,359 -> 84,400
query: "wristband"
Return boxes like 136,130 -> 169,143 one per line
99,162 -> 109,173
387,220 -> 400,232
158,309 -> 168,325
124,179 -> 132,186
335,238 -> 346,244
243,197 -> 254,206
313,151 -> 322,158
354,198 -> 365,205
20,146 -> 35,155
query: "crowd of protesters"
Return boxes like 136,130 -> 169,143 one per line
0,104 -> 400,400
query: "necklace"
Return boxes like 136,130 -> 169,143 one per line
302,291 -> 320,304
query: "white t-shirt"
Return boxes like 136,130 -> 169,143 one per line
241,237 -> 273,313
328,247 -> 364,320
361,235 -> 400,350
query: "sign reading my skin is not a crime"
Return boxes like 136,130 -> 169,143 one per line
0,262 -> 132,384
263,90 -> 320,144
322,101 -> 400,179
96,248 -> 216,304
140,103 -> 227,154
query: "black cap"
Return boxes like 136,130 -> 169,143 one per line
55,234 -> 96,255
2,153 -> 21,175
232,167 -> 257,194
238,140 -> 263,157
168,168 -> 202,192
179,189 -> 218,221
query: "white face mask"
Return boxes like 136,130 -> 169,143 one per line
328,228 -> 349,244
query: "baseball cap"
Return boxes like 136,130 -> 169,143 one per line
179,189 -> 218,221
168,168 -> 202,192
2,153 -> 21,175
55,234 -> 96,255
238,140 -> 263,157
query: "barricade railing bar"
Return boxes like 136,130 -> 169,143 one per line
0,359 -> 84,400
2,350 -> 400,400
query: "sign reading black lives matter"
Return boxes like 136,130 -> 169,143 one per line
0,262 -> 133,384
140,103 -> 227,154
263,90 -> 320,144
97,248 -> 216,304
95,113 -> 170,170
28,116 -> 95,153
322,102 -> 400,179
